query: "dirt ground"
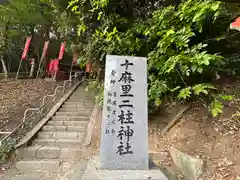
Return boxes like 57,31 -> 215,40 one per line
0,79 -> 61,132
149,105 -> 240,180
90,79 -> 240,180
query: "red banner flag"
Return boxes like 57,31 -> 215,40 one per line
58,42 -> 66,60
42,41 -> 50,59
86,63 -> 92,73
21,37 -> 32,60
48,59 -> 59,76
230,17 -> 240,31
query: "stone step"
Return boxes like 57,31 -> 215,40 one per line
37,131 -> 84,139
70,93 -> 89,96
42,125 -> 86,132
67,100 -> 93,103
71,90 -> 87,93
66,98 -> 93,104
16,146 -> 84,159
16,160 -> 61,173
70,90 -> 90,93
62,103 -> 94,109
64,101 -> 94,105
69,97 -> 93,100
47,120 -> 89,126
52,116 -> 89,121
33,138 -> 83,147
55,112 -> 91,116
66,100 -> 91,104
68,93 -> 93,101
62,104 -> 94,109
61,107 -> 93,111
58,108 -> 92,113
1,171 -> 60,180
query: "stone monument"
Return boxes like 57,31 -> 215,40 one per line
81,55 -> 168,180
100,55 -> 148,170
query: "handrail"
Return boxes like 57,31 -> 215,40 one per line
0,96 -> 58,145
0,132 -> 11,135
41,75 -> 78,112
23,108 -> 38,123
0,71 -> 84,146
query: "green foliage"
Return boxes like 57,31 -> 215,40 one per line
146,0 -> 223,108
177,84 -> 216,100
145,0 -> 224,112
210,94 -> 233,117
85,80 -> 104,106
192,84 -> 215,95
0,138 -> 16,164
178,87 -> 192,100
67,0 -> 233,116
218,94 -> 233,101
148,78 -> 169,112
0,0 -> 82,73
210,99 -> 223,117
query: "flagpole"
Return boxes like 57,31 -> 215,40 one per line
36,41 -> 49,79
69,60 -> 74,81
16,59 -> 23,80
16,36 -> 32,80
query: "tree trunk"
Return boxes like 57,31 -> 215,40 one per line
1,58 -> 8,78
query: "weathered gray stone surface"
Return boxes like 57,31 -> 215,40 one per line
42,125 -> 66,131
59,159 -> 88,180
33,138 -> 83,147
47,120 -> 88,126
16,160 -> 61,172
59,108 -> 91,113
60,148 -> 84,159
67,126 -> 86,132
82,156 -> 168,180
169,147 -> 204,180
37,146 -> 61,159
100,55 -> 148,170
51,116 -> 89,121
0,171 -> 62,180
62,104 -> 94,108
56,112 -> 90,116
84,105 -> 102,146
16,145 -> 42,159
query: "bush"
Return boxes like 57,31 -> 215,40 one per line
70,0 -> 233,116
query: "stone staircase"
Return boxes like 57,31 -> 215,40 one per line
15,85 -> 94,174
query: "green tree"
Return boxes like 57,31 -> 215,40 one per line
68,0 -> 233,116
0,0 -> 73,74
